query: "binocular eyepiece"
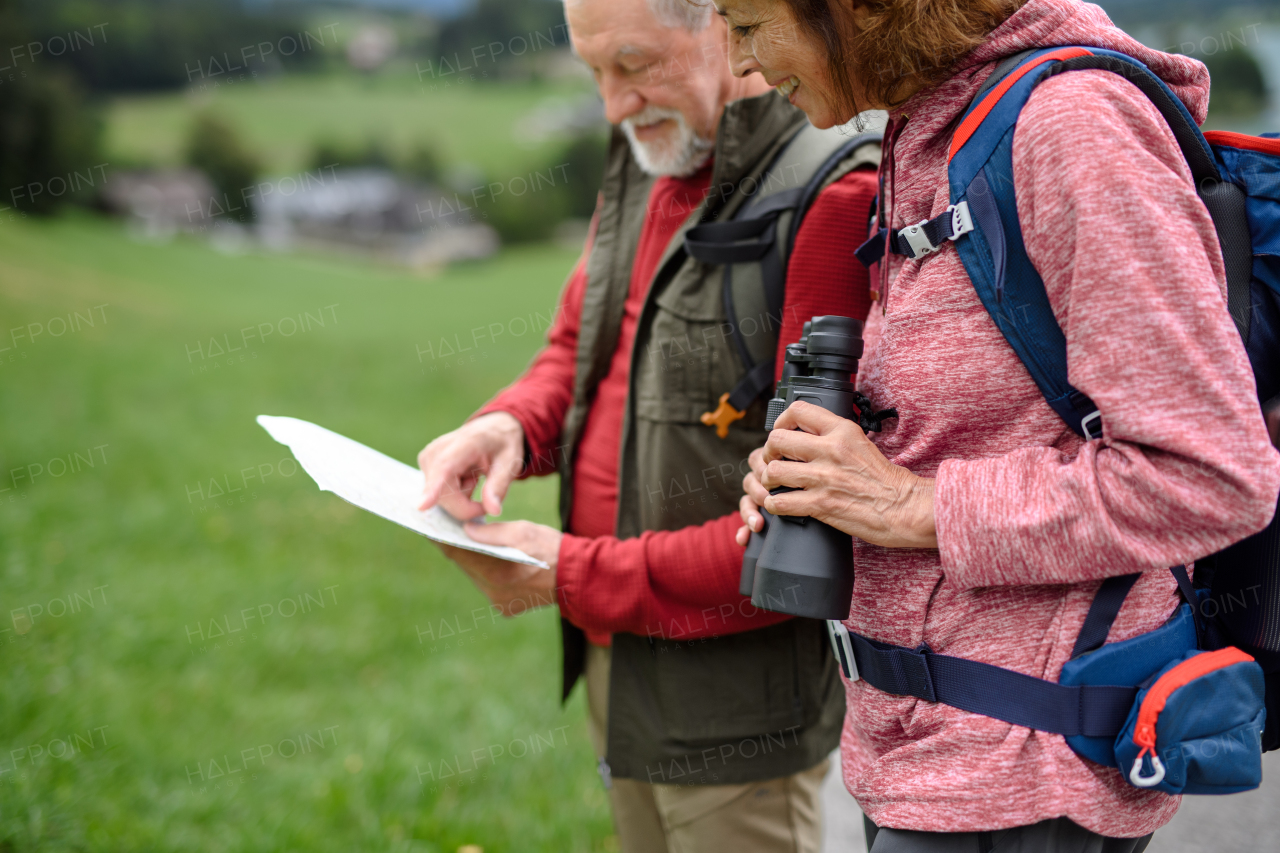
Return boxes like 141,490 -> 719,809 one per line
739,314 -> 894,620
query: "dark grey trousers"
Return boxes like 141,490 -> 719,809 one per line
864,816 -> 1154,853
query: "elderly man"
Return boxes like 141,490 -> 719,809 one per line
418,0 -> 880,849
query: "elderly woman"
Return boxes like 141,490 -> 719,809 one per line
726,0 -> 1280,849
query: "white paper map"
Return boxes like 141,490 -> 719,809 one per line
256,415 -> 548,568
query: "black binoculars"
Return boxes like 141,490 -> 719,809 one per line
739,315 -> 895,620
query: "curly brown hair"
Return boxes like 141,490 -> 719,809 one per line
778,0 -> 1028,112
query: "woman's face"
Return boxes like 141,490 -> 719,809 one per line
715,0 -> 850,129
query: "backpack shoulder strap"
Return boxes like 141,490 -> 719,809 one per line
949,49 -> 1223,666
944,46 -> 1228,440
686,126 -> 882,421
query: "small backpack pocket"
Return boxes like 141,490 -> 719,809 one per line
1114,647 -> 1266,795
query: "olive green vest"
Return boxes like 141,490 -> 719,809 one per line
560,91 -> 852,785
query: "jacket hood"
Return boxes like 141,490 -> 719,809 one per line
904,0 -> 1210,123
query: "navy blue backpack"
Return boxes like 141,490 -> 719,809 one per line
845,46 -> 1280,793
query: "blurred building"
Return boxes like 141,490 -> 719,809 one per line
255,167 -> 499,269
101,169 -> 218,240
102,166 -> 499,268
346,24 -> 398,72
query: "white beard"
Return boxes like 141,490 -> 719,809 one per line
620,105 -> 714,178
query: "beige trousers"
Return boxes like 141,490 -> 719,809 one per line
585,642 -> 827,853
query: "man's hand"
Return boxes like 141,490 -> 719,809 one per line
436,520 -> 562,616
418,412 -> 525,520
739,401 -> 937,550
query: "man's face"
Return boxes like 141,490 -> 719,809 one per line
568,0 -> 730,176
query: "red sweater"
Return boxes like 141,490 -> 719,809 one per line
478,163 -> 878,645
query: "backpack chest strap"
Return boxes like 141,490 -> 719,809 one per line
856,202 -> 975,265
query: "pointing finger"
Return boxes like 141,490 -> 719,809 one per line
480,448 -> 522,516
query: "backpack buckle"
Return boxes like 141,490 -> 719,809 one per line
899,220 -> 938,259
1081,409 -> 1102,440
948,201 -> 974,241
897,202 -> 973,260
826,620 -> 859,682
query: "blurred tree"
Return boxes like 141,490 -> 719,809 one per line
0,0 -> 103,214
308,138 -> 396,173
435,0 -> 565,64
557,131 -> 607,219
486,180 -> 568,243
486,129 -> 604,243
185,112 -> 261,221
18,0 -> 323,93
308,137 -> 446,185
1094,0 -> 1272,24
1205,47 -> 1269,116
401,141 -> 445,185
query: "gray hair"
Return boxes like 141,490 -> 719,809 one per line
566,0 -> 713,33
647,0 -> 714,32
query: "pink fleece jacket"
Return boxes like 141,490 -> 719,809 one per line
843,0 -> 1280,837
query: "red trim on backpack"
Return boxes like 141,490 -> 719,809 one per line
949,47 -> 1094,162
1204,130 -> 1280,156
1131,646 -> 1256,758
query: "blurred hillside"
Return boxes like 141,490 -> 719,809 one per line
4,0 -> 1276,229
17,0 -> 327,92
15,0 -> 567,93
2,0 -> 605,254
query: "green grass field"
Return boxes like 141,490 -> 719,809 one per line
105,69 -> 597,178
0,213 -> 612,851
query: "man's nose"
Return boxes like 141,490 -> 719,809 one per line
600,75 -> 646,126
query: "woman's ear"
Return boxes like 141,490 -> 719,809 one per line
847,2 -> 873,28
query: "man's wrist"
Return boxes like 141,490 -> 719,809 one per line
476,410 -> 523,439
474,410 -> 526,457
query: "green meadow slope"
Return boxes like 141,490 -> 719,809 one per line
105,71 -> 596,178
0,214 -> 611,852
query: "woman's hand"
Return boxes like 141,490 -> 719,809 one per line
736,446 -> 771,546
752,401 -> 937,549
